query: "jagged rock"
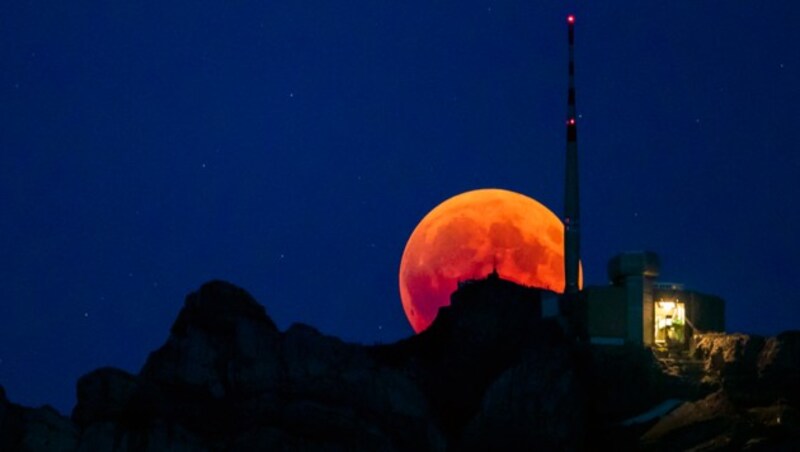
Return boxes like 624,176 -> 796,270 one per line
641,390 -> 800,451
2,387 -> 77,452
20,406 -> 77,452
693,331 -> 800,406
281,400 -> 393,449
757,331 -> 800,405
140,280 -> 282,398
170,280 -> 278,336
459,343 -> 584,451
693,333 -> 765,377
0,387 -> 6,420
137,281 -> 441,450
758,331 -> 800,373
640,391 -> 736,450
283,324 -> 401,412
76,420 -> 206,452
281,324 -> 444,450
642,331 -> 800,450
2,280 -> 798,451
72,368 -> 138,427
380,280 -> 564,437
282,323 -> 363,392
0,386 -> 23,451
587,344 -> 676,422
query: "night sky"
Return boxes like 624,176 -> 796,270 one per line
2,2 -> 798,415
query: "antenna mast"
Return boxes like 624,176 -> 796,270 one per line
564,14 -> 581,294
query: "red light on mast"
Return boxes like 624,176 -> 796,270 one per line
567,15 -> 575,24
567,118 -> 576,125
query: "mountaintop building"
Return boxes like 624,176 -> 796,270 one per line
450,16 -> 726,350
585,251 -> 725,348
557,16 -> 724,347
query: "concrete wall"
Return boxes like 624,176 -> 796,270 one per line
586,251 -> 724,347
586,286 -> 627,340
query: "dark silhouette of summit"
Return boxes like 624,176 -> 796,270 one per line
1,279 -> 798,451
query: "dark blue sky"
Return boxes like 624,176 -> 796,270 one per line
2,2 -> 798,414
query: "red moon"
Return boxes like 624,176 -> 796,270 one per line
398,188 -> 581,333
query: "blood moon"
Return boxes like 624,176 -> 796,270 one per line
399,188 -> 575,333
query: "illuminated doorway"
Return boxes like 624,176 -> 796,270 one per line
654,300 -> 685,346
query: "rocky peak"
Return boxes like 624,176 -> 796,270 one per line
169,280 -> 277,337
1,281 -> 799,450
140,281 -> 282,400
